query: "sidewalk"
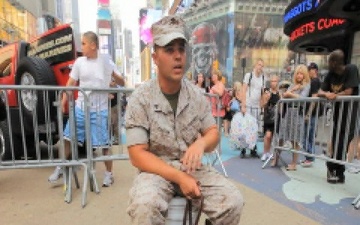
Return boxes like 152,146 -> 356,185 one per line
0,158 -> 319,225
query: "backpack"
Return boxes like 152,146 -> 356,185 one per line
221,90 -> 232,109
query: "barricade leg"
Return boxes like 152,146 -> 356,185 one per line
64,166 -> 73,203
262,148 -> 286,169
214,149 -> 228,177
352,194 -> 360,209
73,169 -> 80,189
62,163 -> 89,207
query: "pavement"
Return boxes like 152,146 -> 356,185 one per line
1,130 -> 360,225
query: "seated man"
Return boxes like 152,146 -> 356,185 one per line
125,15 -> 244,224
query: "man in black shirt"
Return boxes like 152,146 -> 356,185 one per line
318,49 -> 360,184
301,62 -> 321,167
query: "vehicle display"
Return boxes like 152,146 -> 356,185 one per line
0,23 -> 77,160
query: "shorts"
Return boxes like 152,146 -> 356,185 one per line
263,123 -> 275,133
64,106 -> 109,147
223,110 -> 233,121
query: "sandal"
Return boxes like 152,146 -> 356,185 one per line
271,158 -> 278,167
285,164 -> 297,171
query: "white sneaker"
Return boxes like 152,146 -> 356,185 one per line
347,166 -> 360,174
261,153 -> 268,161
102,171 -> 114,187
48,166 -> 63,183
266,152 -> 272,159
347,159 -> 360,174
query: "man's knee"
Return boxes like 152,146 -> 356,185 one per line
127,193 -> 168,224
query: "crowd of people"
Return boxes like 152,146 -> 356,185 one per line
43,14 -> 360,224
190,49 -> 360,185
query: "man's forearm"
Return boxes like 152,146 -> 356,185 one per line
128,145 -> 186,184
198,126 -> 219,153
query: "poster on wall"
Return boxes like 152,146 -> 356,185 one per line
186,13 -> 235,86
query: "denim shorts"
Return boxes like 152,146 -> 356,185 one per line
64,106 -> 109,147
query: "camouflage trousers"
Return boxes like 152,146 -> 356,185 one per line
127,163 -> 244,225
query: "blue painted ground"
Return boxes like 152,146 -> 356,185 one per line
216,134 -> 360,225
120,129 -> 360,224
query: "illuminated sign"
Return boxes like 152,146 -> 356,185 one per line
284,0 -> 321,24
290,18 -> 346,42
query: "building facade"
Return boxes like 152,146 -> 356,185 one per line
181,0 -> 291,86
0,0 -> 38,46
0,0 -> 80,48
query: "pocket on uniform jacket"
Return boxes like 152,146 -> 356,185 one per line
181,117 -> 201,145
149,119 -> 173,144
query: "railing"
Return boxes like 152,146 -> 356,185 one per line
0,85 -> 133,207
263,96 -> 360,209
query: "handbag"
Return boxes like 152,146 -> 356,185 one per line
230,99 -> 241,112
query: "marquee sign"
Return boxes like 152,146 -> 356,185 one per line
284,0 -> 321,25
290,18 -> 347,42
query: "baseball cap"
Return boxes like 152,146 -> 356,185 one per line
151,15 -> 187,47
308,62 -> 318,70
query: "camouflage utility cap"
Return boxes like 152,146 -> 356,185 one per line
151,15 -> 187,46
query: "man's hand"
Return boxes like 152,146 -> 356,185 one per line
180,140 -> 204,174
325,92 -> 337,100
178,173 -> 202,200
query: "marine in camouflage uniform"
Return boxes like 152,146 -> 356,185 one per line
125,78 -> 243,225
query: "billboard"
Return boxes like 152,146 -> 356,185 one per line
139,8 -> 162,52
186,13 -> 235,85
98,0 -> 109,6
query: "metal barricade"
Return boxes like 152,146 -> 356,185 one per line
201,92 -> 228,177
262,96 -> 360,209
74,87 -> 132,193
0,85 -> 88,207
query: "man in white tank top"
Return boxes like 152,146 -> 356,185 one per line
48,31 -> 124,187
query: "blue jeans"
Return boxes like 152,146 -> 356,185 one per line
303,116 -> 316,161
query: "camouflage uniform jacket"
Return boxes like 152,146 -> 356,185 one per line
125,78 -> 215,162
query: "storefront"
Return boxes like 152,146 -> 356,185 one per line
283,0 -> 360,66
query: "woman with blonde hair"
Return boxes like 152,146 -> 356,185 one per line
273,64 -> 310,170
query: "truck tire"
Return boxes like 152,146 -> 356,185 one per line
0,120 -> 22,160
15,57 -> 57,124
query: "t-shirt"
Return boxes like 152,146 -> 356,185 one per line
321,64 -> 359,127
263,91 -> 280,124
305,77 -> 321,116
70,54 -> 118,111
243,72 -> 267,108
321,64 -> 359,95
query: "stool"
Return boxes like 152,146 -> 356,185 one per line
166,196 -> 210,225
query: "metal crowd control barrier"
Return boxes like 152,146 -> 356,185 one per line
0,85 -> 229,207
204,92 -> 228,177
0,85 -> 88,207
262,96 -> 360,209
72,87 -> 132,194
